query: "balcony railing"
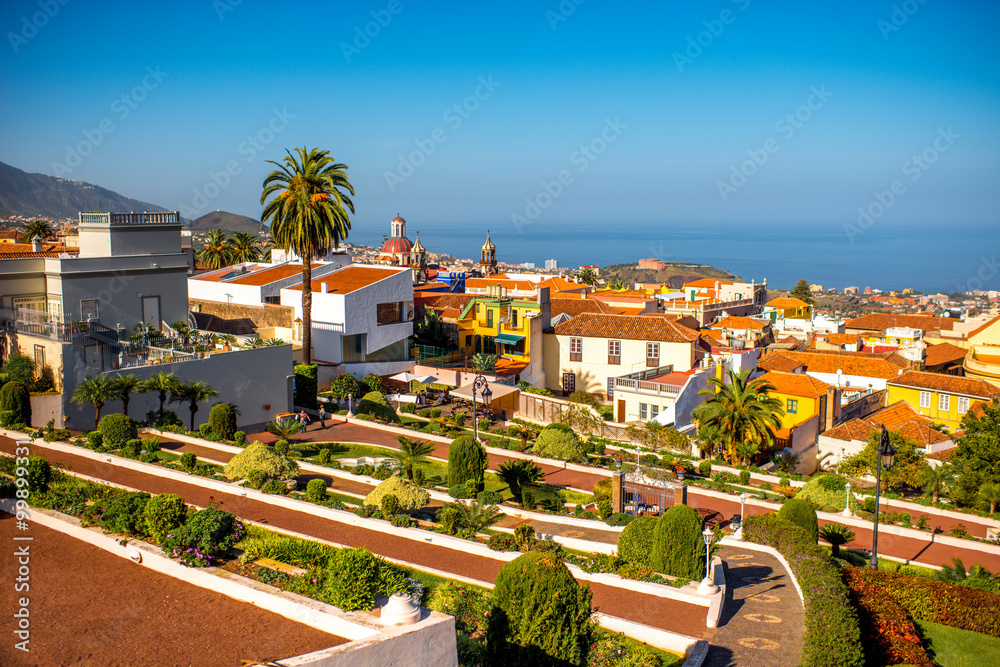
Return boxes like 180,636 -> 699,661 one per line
610,364 -> 679,398
79,211 -> 180,226
0,306 -> 76,341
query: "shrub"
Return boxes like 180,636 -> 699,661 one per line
122,438 -> 143,459
448,435 -> 488,489
98,413 -> 137,449
477,490 -> 502,505
778,498 -> 819,543
198,423 -> 214,438
315,448 -> 333,466
449,484 -> 474,499
488,533 -> 519,551
246,470 -> 266,489
85,430 -> 104,447
400,401 -> 416,414
294,364 -> 319,409
179,452 -> 197,470
521,489 -> 535,509
419,408 -> 431,418
514,524 -> 537,550
534,424 -> 584,462
84,492 -> 151,538
315,547 -> 408,611
306,479 -> 327,503
592,478 -> 612,503
380,493 -> 401,516
364,475 -> 430,511
0,381 -> 31,427
146,408 -> 183,428
617,516 -> 657,566
161,504 -> 244,567
698,461 -> 711,477
352,463 -> 375,477
208,403 -> 237,440
390,513 -> 412,528
743,513 -> 864,666
597,499 -> 613,520
477,417 -> 489,431
650,505 -> 705,580
605,512 -> 633,527
23,456 -> 52,493
0,410 -> 15,427
738,470 -> 751,485
486,551 -> 593,666
841,567 -> 933,666
452,412 -> 467,426
261,479 -> 287,495
233,430 -> 246,446
141,436 -> 160,453
795,474 -> 861,514
144,493 -> 188,543
224,441 -> 299,482
355,391 -> 399,423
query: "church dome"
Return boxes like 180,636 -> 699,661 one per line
481,230 -> 495,251
411,232 -> 425,253
381,236 -> 413,254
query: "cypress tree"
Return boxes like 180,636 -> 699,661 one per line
447,435 -> 487,489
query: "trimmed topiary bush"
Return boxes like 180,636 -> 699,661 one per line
98,413 -> 137,449
313,547 -> 408,611
306,478 -> 328,503
364,475 -> 430,511
533,423 -> 584,462
24,456 -> 52,493
355,391 -> 399,423
488,533 -> 519,551
698,461 -> 711,477
179,452 -> 197,470
233,430 -> 246,446
617,516 -> 657,566
0,381 -> 31,426
224,441 -> 299,482
778,497 -> 819,543
294,364 -> 319,409
261,479 -> 288,495
650,505 -> 704,579
795,474 -> 862,514
448,435 -> 488,489
605,512 -> 633,527
208,403 -> 237,440
486,551 -> 594,666
380,493 -> 401,516
144,493 -> 188,543
86,430 -> 103,447
738,470 -> 751,485
592,478 -> 612,503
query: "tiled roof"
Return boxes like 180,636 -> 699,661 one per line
825,333 -> 861,345
924,342 -> 968,368
760,371 -> 832,398
227,263 -> 321,286
711,316 -> 766,331
553,313 -> 700,343
684,278 -> 733,288
190,312 -> 257,336
766,297 -> 811,309
764,349 -> 914,380
0,241 -> 69,256
889,370 -> 1000,398
779,335 -> 804,347
926,448 -> 956,461
592,289 -> 652,300
845,313 -> 958,333
968,314 -> 1000,338
824,401 -> 950,447
292,266 -> 401,294
418,294 -> 475,311
758,354 -> 804,373
550,298 -> 618,319
0,230 -> 21,240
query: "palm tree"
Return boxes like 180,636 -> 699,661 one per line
71,375 -> 117,429
917,464 -> 953,505
450,499 -> 504,537
505,423 -> 533,451
391,436 -> 435,481
20,218 -> 54,243
169,380 -> 219,431
577,267 -> 597,286
111,373 -> 144,419
228,232 -> 262,263
197,229 -> 233,270
261,147 -> 355,366
142,372 -> 179,413
691,369 -> 784,465
818,523 -> 856,558
734,440 -> 759,467
978,482 -> 1000,514
497,459 -> 543,504
265,418 -> 303,441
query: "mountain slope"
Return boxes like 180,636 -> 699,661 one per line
0,160 -> 169,219
188,211 -> 265,235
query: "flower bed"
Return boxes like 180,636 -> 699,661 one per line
742,513 -> 864,667
842,567 -> 933,666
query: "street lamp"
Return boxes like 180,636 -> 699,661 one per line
471,374 -> 491,441
735,492 -> 748,540
841,480 -> 853,518
698,525 -> 718,594
869,425 -> 896,570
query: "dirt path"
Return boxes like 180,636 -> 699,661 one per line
0,513 -> 343,667
2,437 -> 710,640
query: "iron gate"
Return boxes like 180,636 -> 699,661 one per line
622,466 -> 678,517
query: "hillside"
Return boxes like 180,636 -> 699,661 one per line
188,210 -> 265,235
0,160 -> 169,219
600,261 -> 741,289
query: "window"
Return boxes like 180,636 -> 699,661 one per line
786,399 -> 798,414
377,301 -> 405,325
650,405 -> 659,418
607,378 -> 615,399
640,403 -> 648,420
569,337 -> 582,362
646,342 -> 659,367
33,345 -> 45,377
608,340 -> 621,365
487,309 -> 494,327
561,373 -> 575,394
958,396 -> 970,414
919,391 -> 931,408
465,335 -> 473,348
80,299 -> 99,322
510,309 -> 518,328
938,394 -> 950,411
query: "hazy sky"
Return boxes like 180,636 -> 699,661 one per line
2,0 -> 998,241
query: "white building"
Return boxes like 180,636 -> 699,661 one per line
189,260 -> 349,306
545,259 -> 558,270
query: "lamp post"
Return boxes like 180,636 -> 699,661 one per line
735,492 -> 748,540
698,526 -> 718,594
841,480 -> 853,518
347,394 -> 355,418
869,425 -> 896,570
471,374 -> 491,442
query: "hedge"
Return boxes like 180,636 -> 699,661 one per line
616,516 -> 657,566
0,381 -> 31,426
843,567 -> 1000,637
777,498 -> 819,542
294,364 -> 318,410
842,568 -> 934,666
355,391 -> 399,423
208,403 -> 237,440
98,413 -> 138,449
742,513 -> 864,667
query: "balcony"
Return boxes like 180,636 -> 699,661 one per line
611,364 -> 680,398
0,306 -> 76,341
79,211 -> 180,226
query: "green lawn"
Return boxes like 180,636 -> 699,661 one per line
917,620 -> 1000,667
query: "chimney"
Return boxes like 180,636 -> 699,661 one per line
320,282 -> 329,294
31,235 -> 43,252
537,286 -> 551,328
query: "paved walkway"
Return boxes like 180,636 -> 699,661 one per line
2,436 -> 711,640
704,546 -> 804,667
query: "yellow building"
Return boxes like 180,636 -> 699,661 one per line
886,370 -> 1000,429
759,371 -> 840,433
764,297 -> 813,320
451,291 -> 545,382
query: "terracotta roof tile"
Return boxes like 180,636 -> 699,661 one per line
291,266 -> 400,294
0,241 -> 69,256
711,316 -> 767,331
824,333 -> 862,345
889,370 -> 1000,398
967,314 -> 1000,338
758,354 -> 804,373
823,401 -> 951,447
763,349 -> 915,380
550,298 -> 617,319
766,297 -> 811,309
553,313 -> 699,344
760,371 -> 832,398
228,263 -> 321,286
924,342 -> 968,368
845,313 -> 958,333
684,278 -> 733,288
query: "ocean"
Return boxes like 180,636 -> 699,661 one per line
351,220 -> 1000,295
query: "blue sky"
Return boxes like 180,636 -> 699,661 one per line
2,0 -> 998,252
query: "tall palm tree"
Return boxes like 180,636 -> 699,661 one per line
197,229 -> 233,270
497,459 -> 543,504
261,147 -> 355,365
917,464 -> 953,505
577,267 -> 597,286
20,218 -> 54,243
111,373 -> 144,419
391,436 -> 436,481
979,482 -> 1000,515
227,232 -> 262,263
142,372 -> 179,413
170,380 -> 220,431
691,369 -> 784,466
71,375 -> 117,429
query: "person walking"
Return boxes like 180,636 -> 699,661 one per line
299,409 -> 309,432
318,405 -> 326,429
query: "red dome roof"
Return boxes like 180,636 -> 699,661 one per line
380,237 -> 413,254
391,215 -> 406,223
